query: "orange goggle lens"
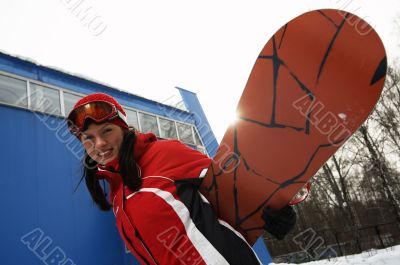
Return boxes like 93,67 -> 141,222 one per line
67,101 -> 117,133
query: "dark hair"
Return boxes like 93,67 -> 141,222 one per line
78,128 -> 141,211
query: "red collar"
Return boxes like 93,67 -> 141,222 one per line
133,132 -> 158,161
98,157 -> 119,172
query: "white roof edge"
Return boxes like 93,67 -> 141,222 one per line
0,49 -> 188,112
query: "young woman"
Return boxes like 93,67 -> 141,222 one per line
67,93 -> 296,265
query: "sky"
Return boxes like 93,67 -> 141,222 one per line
0,0 -> 399,142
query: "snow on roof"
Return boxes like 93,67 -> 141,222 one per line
0,49 -> 188,112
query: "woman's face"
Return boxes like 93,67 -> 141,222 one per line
81,122 -> 124,165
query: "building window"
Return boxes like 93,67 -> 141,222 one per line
125,109 -> 139,129
64,92 -> 82,116
0,72 -> 207,152
193,128 -> 203,146
0,74 -> 28,108
159,118 -> 178,139
139,112 -> 160,137
196,146 -> 207,155
30,83 -> 61,116
177,122 -> 194,144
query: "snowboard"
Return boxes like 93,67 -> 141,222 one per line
199,9 -> 387,245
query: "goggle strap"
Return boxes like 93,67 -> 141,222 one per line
117,110 -> 128,125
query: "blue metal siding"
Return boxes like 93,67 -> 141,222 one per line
176,87 -> 219,157
253,238 -> 273,264
0,104 -> 124,265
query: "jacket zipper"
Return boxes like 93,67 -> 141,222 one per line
121,186 -> 159,265
121,224 -> 151,265
135,229 -> 159,265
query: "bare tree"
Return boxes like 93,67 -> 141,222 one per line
354,124 -> 400,223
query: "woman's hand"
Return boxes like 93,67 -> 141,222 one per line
262,205 -> 297,240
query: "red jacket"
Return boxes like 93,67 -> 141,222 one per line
96,132 -> 261,265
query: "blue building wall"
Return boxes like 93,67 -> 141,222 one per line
0,52 -> 271,264
177,87 -> 219,157
0,105 -> 125,265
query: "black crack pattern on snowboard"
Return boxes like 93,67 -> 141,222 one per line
255,36 -> 314,134
316,13 -> 349,84
317,10 -> 340,28
278,24 -> 288,49
371,57 -> 387,85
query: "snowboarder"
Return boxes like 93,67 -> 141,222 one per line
66,92 -> 296,264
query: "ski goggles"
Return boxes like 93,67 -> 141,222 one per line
67,101 -> 127,134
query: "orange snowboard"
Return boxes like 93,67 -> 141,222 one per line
200,9 -> 387,245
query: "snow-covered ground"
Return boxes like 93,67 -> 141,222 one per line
270,245 -> 400,265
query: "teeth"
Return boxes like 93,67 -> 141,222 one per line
100,150 -> 111,156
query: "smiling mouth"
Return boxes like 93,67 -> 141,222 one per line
99,149 -> 113,159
